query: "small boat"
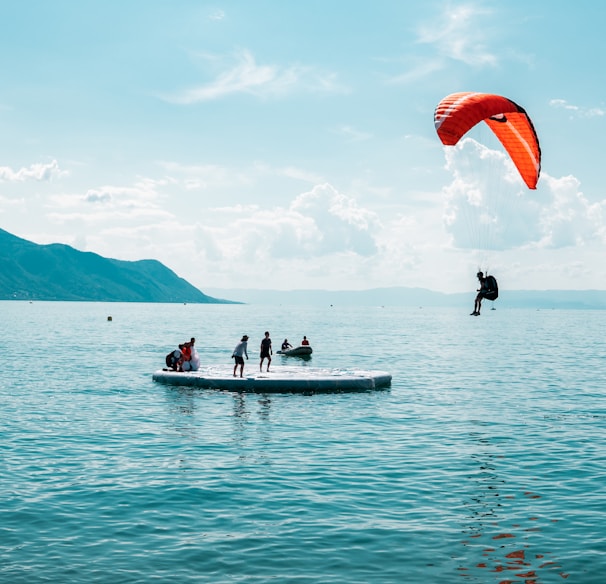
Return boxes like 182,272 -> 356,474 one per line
277,345 -> 313,357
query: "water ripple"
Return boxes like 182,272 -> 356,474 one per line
1,303 -> 605,582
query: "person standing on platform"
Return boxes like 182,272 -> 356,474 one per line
260,331 -> 272,372
232,335 -> 249,378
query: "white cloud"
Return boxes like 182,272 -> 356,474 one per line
385,57 -> 445,84
537,174 -> 606,248
278,166 -> 324,184
43,177 -> 172,233
442,138 -> 542,250
158,160 -> 251,190
337,125 -> 372,142
386,3 -> 499,85
208,9 -> 225,21
416,3 -> 497,67
0,160 -> 68,182
290,184 -> 380,255
82,178 -> 168,207
162,49 -> 349,103
549,99 -> 605,118
158,159 -> 322,190
135,182 -> 389,289
440,138 -> 606,253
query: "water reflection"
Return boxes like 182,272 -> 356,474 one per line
276,354 -> 312,364
458,430 -> 568,581
230,393 -> 273,463
232,392 -> 250,424
163,387 -> 198,439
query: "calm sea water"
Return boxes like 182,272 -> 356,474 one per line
1,301 -> 604,583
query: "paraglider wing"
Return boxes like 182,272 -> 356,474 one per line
434,92 -> 541,189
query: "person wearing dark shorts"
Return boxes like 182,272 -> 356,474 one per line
260,331 -> 272,372
232,335 -> 249,377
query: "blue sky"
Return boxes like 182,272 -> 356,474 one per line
1,1 -> 605,293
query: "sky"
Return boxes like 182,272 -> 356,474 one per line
1,1 -> 605,294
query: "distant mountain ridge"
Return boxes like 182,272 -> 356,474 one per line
0,228 -> 231,303
204,287 -> 606,309
3,227 -> 605,307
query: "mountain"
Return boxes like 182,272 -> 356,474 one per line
0,228 -> 233,303
204,286 -> 606,309
4,227 -> 605,307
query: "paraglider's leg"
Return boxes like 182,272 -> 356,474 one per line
471,293 -> 482,315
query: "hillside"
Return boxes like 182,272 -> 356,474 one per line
0,228 -> 231,303
4,227 -> 605,307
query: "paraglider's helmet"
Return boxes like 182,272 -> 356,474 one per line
477,271 -> 483,278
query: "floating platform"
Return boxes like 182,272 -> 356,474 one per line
152,364 -> 391,393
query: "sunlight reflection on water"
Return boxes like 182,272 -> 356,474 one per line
1,302 -> 604,582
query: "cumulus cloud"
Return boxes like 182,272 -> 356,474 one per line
441,138 -> 606,251
537,174 -> 606,248
160,183 -> 382,280
44,177 -> 173,232
0,160 -> 68,182
290,184 -> 380,255
162,49 -> 348,103
442,139 -> 551,250
82,177 -> 168,208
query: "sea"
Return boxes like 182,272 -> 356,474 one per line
1,301 -> 604,583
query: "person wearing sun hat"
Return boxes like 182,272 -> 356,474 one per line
232,335 -> 249,378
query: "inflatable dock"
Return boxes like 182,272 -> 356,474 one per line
152,364 -> 391,393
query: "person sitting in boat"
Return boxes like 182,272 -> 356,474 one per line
281,339 -> 293,351
301,336 -> 310,346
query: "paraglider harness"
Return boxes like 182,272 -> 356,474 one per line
481,275 -> 499,301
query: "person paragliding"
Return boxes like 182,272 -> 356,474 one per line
434,92 -> 540,313
471,271 -> 498,316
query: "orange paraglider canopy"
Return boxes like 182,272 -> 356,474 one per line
434,92 -> 541,189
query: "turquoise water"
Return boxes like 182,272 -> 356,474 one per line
1,301 -> 604,583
